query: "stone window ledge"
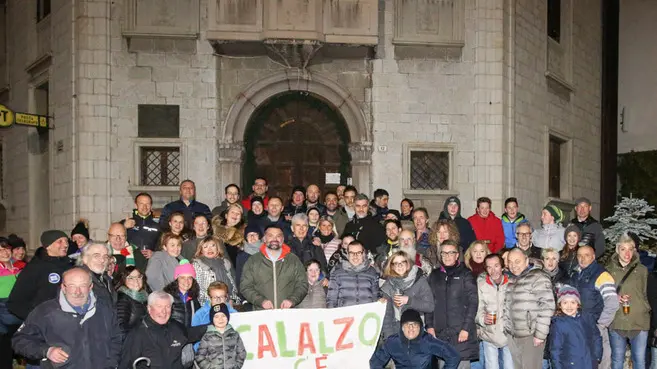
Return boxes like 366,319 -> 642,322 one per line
122,31 -> 199,40
127,185 -> 179,196
545,71 -> 575,93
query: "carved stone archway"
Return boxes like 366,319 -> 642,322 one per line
218,69 -> 373,195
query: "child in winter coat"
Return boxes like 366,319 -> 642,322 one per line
196,303 -> 246,369
549,285 -> 602,369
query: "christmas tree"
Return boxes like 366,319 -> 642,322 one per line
603,196 -> 657,248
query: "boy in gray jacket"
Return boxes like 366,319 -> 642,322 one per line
196,303 -> 246,369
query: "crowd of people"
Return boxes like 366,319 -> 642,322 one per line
0,177 -> 656,369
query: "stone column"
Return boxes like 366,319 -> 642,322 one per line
217,141 -> 244,191
349,142 -> 373,196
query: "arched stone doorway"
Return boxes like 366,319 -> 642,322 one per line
243,91 -> 351,200
218,70 -> 373,198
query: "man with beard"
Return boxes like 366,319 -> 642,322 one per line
240,225 -> 308,310
399,230 -> 433,276
342,194 -> 386,254
375,219 -> 403,270
79,243 -> 116,305
333,186 -> 358,235
211,183 -> 241,218
305,184 -> 326,214
439,196 -> 477,252
324,191 -> 340,217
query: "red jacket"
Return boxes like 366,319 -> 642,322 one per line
467,211 -> 505,253
241,195 -> 270,211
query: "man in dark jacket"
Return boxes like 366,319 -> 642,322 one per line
119,290 -> 207,369
260,196 -> 292,241
426,240 -> 478,367
342,193 -> 386,254
8,230 -> 72,320
569,197 -> 606,258
107,223 -> 148,278
305,184 -> 326,214
288,213 -> 327,271
439,196 -> 477,252
211,183 -> 241,218
123,192 -> 161,256
283,185 -> 307,220
369,188 -> 390,222
160,180 -> 212,230
12,267 -> 122,368
374,219 -> 402,270
79,243 -> 117,305
371,309 -> 461,369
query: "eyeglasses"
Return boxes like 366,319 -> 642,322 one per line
440,251 -> 459,257
348,251 -> 364,257
63,283 -> 91,291
109,234 -> 126,239
127,275 -> 143,281
403,322 -> 420,329
392,261 -> 408,268
516,232 -> 532,237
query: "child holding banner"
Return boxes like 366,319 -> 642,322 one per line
196,303 -> 246,369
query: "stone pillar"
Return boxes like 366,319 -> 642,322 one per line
349,142 -> 373,196
217,141 -> 244,191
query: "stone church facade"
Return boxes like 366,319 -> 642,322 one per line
0,0 -> 603,246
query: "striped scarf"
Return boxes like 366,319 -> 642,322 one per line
114,244 -> 135,266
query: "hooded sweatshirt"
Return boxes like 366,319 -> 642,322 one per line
438,197 -> 477,252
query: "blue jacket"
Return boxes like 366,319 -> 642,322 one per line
568,262 -> 605,322
370,330 -> 461,369
549,313 -> 601,369
191,301 -> 237,351
159,199 -> 212,230
501,213 -> 527,248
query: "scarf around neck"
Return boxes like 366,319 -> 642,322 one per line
118,285 -> 148,303
386,266 -> 419,320
243,240 -> 263,255
341,258 -> 369,273
317,233 -> 334,244
199,256 -> 233,294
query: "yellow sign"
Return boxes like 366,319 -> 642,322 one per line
0,104 -> 50,129
0,104 -> 14,127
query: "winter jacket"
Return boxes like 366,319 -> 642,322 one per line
515,244 -> 544,262
82,266 -> 116,306
297,280 -> 327,309
426,263 -> 478,360
549,313 -> 602,369
12,291 -> 122,369
476,273 -> 510,348
211,199 -> 233,219
314,235 -> 340,263
261,215 -> 292,240
327,260 -> 379,308
332,207 -> 351,236
288,236 -> 328,272
559,250 -> 579,279
160,199 -> 212,230
532,223 -> 566,251
439,197 -> 477,252
568,261 -> 619,326
241,194 -> 269,211
370,329 -> 461,369
119,315 -> 207,369
282,202 -> 307,218
124,210 -> 162,251
111,243 -> 148,278
196,325 -> 246,369
380,267 -> 434,338
568,216 -> 606,258
467,212 -> 505,253
164,283 -> 201,328
193,257 -> 238,305
239,244 -> 308,309
116,289 -> 148,336
416,229 -> 432,255
181,237 -> 201,262
501,213 -> 527,248
342,214 -> 386,253
504,265 -> 555,340
191,301 -> 238,351
374,241 -> 401,272
7,252 -> 72,320
607,254 -> 651,331
0,260 -> 21,298
145,251 -> 180,292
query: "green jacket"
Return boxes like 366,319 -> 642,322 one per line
607,254 -> 651,331
239,244 -> 308,310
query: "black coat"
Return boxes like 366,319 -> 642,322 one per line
288,237 -> 328,272
116,291 -> 148,336
342,215 -> 386,254
119,316 -> 207,369
7,252 -> 73,320
81,266 -> 117,306
426,263 -> 479,360
164,284 -> 201,328
124,211 -> 162,251
159,199 -> 212,230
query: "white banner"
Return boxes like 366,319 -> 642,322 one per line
230,302 -> 386,369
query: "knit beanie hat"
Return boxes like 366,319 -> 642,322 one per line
251,196 -> 264,207
564,224 -> 581,242
244,223 -> 262,238
543,205 -> 564,224
291,185 -> 306,196
174,260 -> 196,280
7,234 -> 26,250
209,303 -> 231,323
41,230 -> 69,247
400,309 -> 423,326
557,285 -> 581,304
71,219 -> 90,240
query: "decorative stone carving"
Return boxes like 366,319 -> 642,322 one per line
217,141 -> 244,163
393,0 -> 464,46
349,142 -> 373,164
123,0 -> 200,38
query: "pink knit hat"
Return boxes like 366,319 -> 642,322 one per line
174,262 -> 196,279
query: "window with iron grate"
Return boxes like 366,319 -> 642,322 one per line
140,147 -> 181,186
410,151 -> 449,190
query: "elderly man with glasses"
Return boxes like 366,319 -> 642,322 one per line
513,222 -> 543,266
78,242 -> 116,305
107,223 -> 148,279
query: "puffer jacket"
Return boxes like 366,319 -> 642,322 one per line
475,273 -> 510,348
501,213 -> 527,248
426,263 -> 479,360
549,313 -> 602,369
380,267 -> 434,339
297,280 -> 327,309
195,325 -> 246,369
116,289 -> 148,336
607,254 -> 651,331
327,260 -> 379,308
164,283 -> 201,328
532,223 -> 566,251
239,244 -> 308,310
504,265 -> 555,340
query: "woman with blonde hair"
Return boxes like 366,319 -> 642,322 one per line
145,232 -> 183,291
212,203 -> 245,266
380,251 -> 434,339
311,216 -> 341,263
426,219 -> 461,266
464,240 -> 490,277
192,235 -> 239,306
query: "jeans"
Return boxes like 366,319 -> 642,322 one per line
482,341 -> 514,369
470,341 -> 484,369
542,359 -> 551,369
651,347 -> 657,369
609,329 -> 647,369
